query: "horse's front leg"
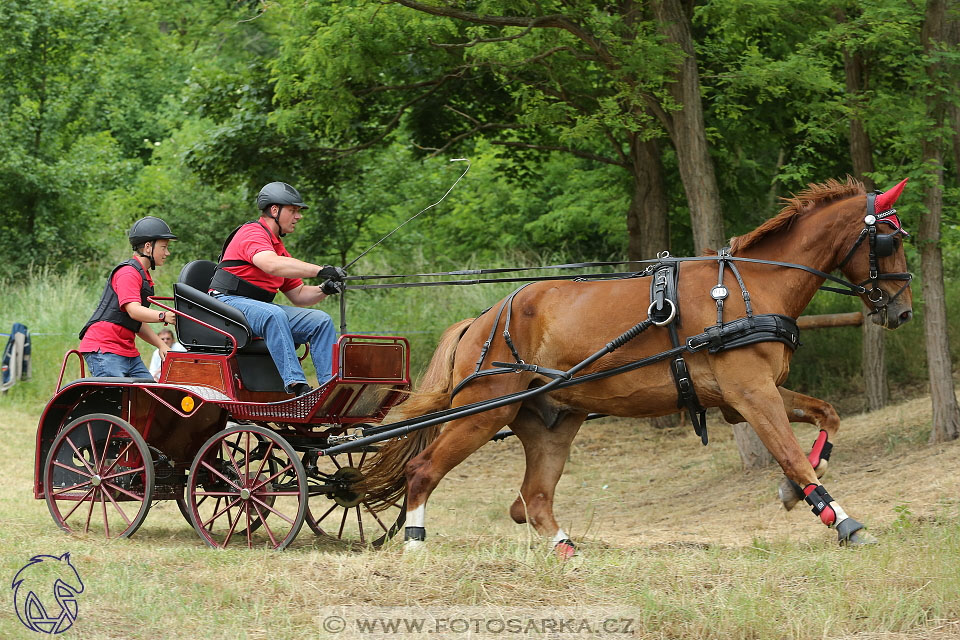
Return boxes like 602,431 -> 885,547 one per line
724,383 -> 875,545
775,387 -> 840,510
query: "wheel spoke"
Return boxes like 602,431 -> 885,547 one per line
101,466 -> 145,482
200,460 -> 243,491
222,438 -> 244,482
99,439 -> 135,478
244,432 -> 251,489
87,422 -> 101,470
101,490 -> 110,538
201,496 -> 241,529
250,461 -> 294,492
102,486 -> 134,526
249,494 -> 295,526
59,485 -> 97,522
251,442 -> 276,486
364,502 -> 391,533
64,437 -> 96,476
52,460 -> 93,479
51,479 -> 93,496
99,423 -> 114,473
101,479 -> 145,502
194,491 -> 242,497
222,500 -> 243,548
253,501 -> 279,548
356,506 -> 365,544
338,505 -> 349,538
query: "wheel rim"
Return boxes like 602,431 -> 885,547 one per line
187,425 -> 306,550
44,414 -> 154,539
305,448 -> 406,548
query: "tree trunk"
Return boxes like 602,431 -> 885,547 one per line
626,135 -> 670,260
839,25 -> 888,411
732,422 -> 774,468
921,0 -> 960,443
650,0 -> 726,253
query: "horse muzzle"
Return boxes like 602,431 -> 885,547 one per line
871,302 -> 913,329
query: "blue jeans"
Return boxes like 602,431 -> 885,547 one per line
83,351 -> 153,379
215,295 -> 336,388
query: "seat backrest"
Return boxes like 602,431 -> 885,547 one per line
178,260 -> 217,292
173,282 -> 252,352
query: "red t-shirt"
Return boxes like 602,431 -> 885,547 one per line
79,264 -> 155,357
219,221 -> 304,294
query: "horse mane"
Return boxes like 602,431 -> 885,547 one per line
726,177 -> 865,254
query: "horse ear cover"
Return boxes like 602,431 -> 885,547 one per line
874,178 -> 908,212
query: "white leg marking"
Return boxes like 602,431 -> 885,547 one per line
551,528 -> 569,546
404,504 -> 426,550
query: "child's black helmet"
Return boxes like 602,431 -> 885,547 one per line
129,216 -> 177,247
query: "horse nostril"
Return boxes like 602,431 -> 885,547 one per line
899,310 -> 913,324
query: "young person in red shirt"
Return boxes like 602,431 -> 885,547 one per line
209,182 -> 345,396
79,217 -> 177,378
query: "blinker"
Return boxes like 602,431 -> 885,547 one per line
873,233 -> 899,258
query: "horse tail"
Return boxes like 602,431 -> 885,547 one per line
360,318 -> 475,509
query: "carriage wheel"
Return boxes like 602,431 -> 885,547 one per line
186,424 -> 306,550
44,413 -> 154,539
304,448 -> 406,548
176,434 -> 278,534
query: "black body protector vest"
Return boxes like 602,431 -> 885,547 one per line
79,259 -> 153,339
208,221 -> 278,304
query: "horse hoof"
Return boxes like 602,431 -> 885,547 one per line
841,528 -> 878,547
554,540 -> 577,560
777,477 -> 803,511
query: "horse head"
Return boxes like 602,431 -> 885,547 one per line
835,178 -> 914,329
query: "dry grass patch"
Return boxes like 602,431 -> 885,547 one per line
1,396 -> 959,639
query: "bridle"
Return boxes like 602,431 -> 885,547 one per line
836,191 -> 913,315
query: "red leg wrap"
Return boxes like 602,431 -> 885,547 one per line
807,430 -> 829,468
555,539 -> 576,560
803,484 -> 837,526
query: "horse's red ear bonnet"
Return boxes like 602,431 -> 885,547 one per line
873,178 -> 909,235
875,178 -> 908,212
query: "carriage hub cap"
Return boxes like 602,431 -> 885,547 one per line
91,475 -> 102,487
240,488 -> 251,500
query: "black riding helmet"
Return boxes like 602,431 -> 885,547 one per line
257,182 -> 308,237
129,216 -> 177,270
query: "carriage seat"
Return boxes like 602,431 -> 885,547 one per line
173,260 -> 285,392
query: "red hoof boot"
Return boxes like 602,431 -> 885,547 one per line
554,538 -> 577,560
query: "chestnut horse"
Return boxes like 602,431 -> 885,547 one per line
363,178 -> 913,554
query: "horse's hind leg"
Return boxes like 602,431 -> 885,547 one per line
403,405 -> 518,550
508,408 -> 586,558
776,387 -> 841,510
724,382 -> 874,545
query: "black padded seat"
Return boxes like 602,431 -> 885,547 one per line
174,260 -> 286,392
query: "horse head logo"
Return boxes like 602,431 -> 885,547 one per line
11,553 -> 84,634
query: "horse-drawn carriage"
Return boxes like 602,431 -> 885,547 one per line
34,178 -> 915,552
34,260 -> 412,549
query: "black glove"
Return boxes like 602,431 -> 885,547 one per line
317,265 -> 347,281
321,279 -> 344,296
